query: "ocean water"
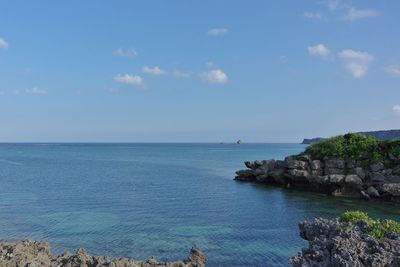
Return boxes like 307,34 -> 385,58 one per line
0,143 -> 399,266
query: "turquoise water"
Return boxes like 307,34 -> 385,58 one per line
0,143 -> 399,266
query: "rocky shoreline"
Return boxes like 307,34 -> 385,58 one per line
291,217 -> 400,266
235,154 -> 400,202
0,240 -> 207,267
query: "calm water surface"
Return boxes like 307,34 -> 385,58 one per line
0,143 -> 399,266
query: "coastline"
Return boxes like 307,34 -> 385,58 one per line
0,240 -> 207,267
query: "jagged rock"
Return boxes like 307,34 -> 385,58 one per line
244,161 -> 257,169
286,158 -> 308,170
367,186 -> 380,198
291,218 -> 400,267
0,241 -> 206,267
234,169 -> 255,181
310,160 -> 322,170
345,175 -> 363,188
370,172 -> 386,183
393,165 -> 400,175
324,168 -> 345,175
255,174 -> 269,182
354,167 -> 366,180
287,169 -> 310,180
381,183 -> 400,196
328,174 -> 345,185
370,162 -> 385,172
325,159 -> 345,169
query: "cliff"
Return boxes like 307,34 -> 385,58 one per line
235,134 -> 400,202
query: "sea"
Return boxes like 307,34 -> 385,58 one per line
0,143 -> 399,266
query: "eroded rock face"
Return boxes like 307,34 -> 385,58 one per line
235,154 -> 400,202
291,218 -> 400,267
0,240 -> 207,267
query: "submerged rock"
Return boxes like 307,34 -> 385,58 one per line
0,240 -> 207,267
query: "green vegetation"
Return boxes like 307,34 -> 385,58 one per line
340,211 -> 400,239
304,133 -> 400,166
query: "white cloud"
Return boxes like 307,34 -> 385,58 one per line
308,44 -> 331,58
26,87 -> 47,95
113,48 -> 137,58
200,69 -> 228,84
113,74 -> 144,87
0,37 -> 8,49
326,0 -> 340,11
173,70 -> 191,78
207,28 -> 228,36
304,12 -> 322,20
337,49 -> 374,78
143,66 -> 167,75
393,105 -> 400,117
342,8 -> 379,21
385,65 -> 400,77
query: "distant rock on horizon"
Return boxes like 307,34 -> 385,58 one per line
302,129 -> 400,144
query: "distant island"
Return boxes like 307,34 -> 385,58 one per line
302,129 -> 400,144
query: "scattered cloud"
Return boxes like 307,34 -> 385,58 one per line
308,44 -> 331,58
342,8 -> 379,21
206,61 -> 217,68
385,65 -> 400,77
173,70 -> 191,78
143,66 -> 167,75
113,48 -> 137,58
337,49 -> 374,78
113,74 -> 144,87
326,0 -> 340,11
393,105 -> 400,117
200,69 -> 228,84
304,12 -> 322,20
26,87 -> 47,95
207,28 -> 228,36
0,37 -> 8,49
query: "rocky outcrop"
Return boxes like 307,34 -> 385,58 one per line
235,154 -> 400,202
0,240 -> 207,267
291,217 -> 400,266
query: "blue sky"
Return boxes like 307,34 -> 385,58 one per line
0,0 -> 399,142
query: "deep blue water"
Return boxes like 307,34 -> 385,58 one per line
0,143 -> 399,266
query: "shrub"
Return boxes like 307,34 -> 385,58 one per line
340,211 -> 400,239
305,133 -> 382,162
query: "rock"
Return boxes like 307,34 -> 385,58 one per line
367,186 -> 380,198
346,160 -> 356,169
187,247 -> 207,266
381,183 -> 400,196
234,169 -> 255,181
291,218 -> 400,267
345,175 -> 363,188
370,172 -> 386,183
310,160 -> 322,170
287,169 -> 310,180
286,159 -> 308,170
325,159 -> 345,169
328,174 -> 345,185
244,161 -> 257,169
360,190 -> 371,200
354,167 -> 366,180
324,168 -> 345,175
393,165 -> 400,175
255,174 -> 269,182
370,162 -> 385,172
0,240 -> 206,267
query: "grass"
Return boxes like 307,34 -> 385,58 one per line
340,211 -> 400,239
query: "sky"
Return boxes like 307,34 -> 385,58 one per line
0,0 -> 399,142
